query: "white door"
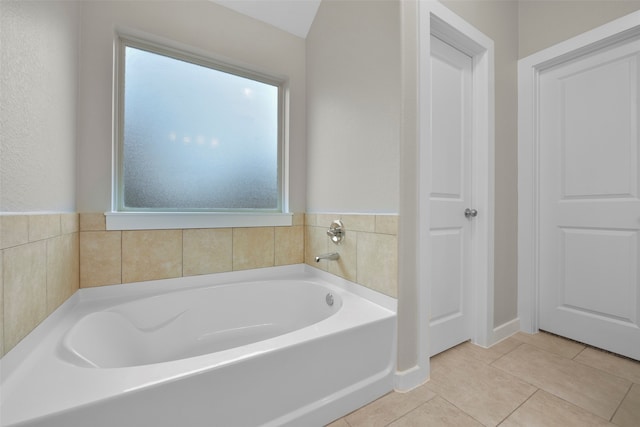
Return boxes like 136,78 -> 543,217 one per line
538,38 -> 640,360
429,35 -> 475,356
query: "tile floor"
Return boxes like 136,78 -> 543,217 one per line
327,332 -> 640,426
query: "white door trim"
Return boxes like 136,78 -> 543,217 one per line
396,0 -> 495,392
398,1 -> 494,390
518,10 -> 640,334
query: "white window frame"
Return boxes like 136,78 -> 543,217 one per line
108,33 -> 292,230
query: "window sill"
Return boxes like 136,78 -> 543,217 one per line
105,212 -> 293,230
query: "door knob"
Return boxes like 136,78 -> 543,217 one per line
464,208 -> 478,218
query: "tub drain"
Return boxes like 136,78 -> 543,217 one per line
326,293 -> 334,306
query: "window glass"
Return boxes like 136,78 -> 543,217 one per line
119,44 -> 281,211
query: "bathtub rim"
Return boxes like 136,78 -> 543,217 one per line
0,264 -> 397,426
1,264 -> 396,380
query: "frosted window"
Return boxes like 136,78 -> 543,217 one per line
120,45 -> 280,211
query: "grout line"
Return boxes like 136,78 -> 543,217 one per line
433,393 -> 486,426
496,388 -> 540,426
231,227 -> 235,271
609,382 -> 633,422
272,226 -> 276,267
572,345 -> 587,360
572,356 -> 638,384
119,230 -> 123,284
381,400 -> 429,427
489,341 -> 525,367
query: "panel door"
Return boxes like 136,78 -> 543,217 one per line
429,35 -> 474,356
539,38 -> 640,360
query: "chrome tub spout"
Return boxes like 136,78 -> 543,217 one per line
315,252 -> 340,262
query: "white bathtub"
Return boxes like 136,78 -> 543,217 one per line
0,265 -> 396,427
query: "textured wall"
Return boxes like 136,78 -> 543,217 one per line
0,1 -> 79,212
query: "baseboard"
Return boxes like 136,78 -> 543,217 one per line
493,318 -> 520,344
394,364 -> 429,392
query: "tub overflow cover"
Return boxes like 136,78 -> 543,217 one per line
326,293 -> 334,306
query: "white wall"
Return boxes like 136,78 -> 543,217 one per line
76,1 -> 307,213
519,0 -> 640,59
0,1 -> 79,213
306,0 -> 400,214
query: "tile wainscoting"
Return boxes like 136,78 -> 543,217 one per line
78,213 -> 306,287
305,214 -> 398,298
1,212 -> 398,357
0,213 -> 79,356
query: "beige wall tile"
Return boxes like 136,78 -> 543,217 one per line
612,383 -> 640,427
375,215 -> 398,235
305,226 -> 329,270
304,213 -> 318,227
61,213 -> 80,234
0,251 -> 4,356
79,213 -> 106,231
1,216 -> 29,249
328,230 -> 356,282
316,213 -> 340,229
29,214 -> 60,241
46,234 -> 79,313
341,214 -> 375,233
183,229 -> 232,276
233,227 -> 274,271
292,213 -> 305,226
357,232 -> 398,297
122,230 -> 182,283
3,241 -> 47,352
80,231 -> 122,287
69,233 -> 80,294
274,226 -> 304,266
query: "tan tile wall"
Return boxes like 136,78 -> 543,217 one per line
305,214 -> 398,297
0,213 -> 80,356
0,212 -> 396,357
78,213 -> 305,288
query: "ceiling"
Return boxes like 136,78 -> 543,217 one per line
211,0 -> 322,38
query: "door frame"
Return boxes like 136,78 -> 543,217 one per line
396,0 -> 495,392
518,10 -> 640,334
420,0 -> 495,367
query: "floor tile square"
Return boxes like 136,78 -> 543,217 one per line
450,338 -> 523,365
574,347 -> 640,384
426,346 -> 536,425
344,385 -> 436,427
493,344 -> 630,420
500,390 -> 614,426
388,396 -> 483,427
612,383 -> 640,427
513,331 -> 585,359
